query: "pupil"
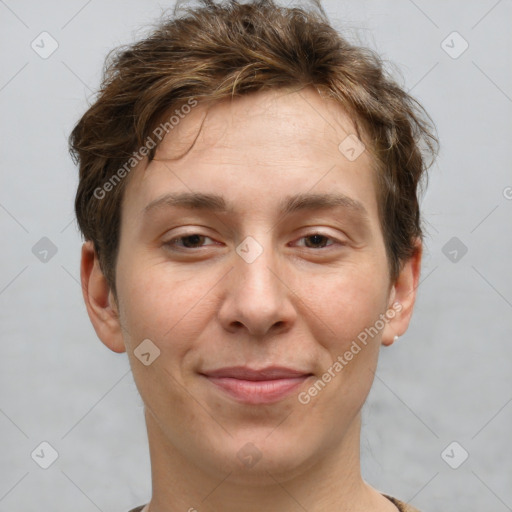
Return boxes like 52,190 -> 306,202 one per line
307,234 -> 325,248
183,235 -> 202,248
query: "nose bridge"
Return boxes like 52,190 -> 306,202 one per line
219,229 -> 293,335
235,231 -> 282,300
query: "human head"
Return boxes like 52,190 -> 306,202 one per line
70,2 -> 441,505
69,0 -> 438,306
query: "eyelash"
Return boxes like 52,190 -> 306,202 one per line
163,232 -> 346,251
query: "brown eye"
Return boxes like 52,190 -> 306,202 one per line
295,233 -> 345,250
164,234 -> 215,250
303,234 -> 331,249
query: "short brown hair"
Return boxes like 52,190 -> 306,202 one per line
69,0 -> 439,301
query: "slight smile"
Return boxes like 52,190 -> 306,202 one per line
200,366 -> 314,405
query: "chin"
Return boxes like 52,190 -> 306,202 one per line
201,432 -> 318,485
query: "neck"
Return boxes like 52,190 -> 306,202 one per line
143,409 -> 394,512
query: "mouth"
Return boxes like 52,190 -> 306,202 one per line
199,366 -> 314,405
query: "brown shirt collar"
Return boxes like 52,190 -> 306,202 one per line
128,494 -> 421,512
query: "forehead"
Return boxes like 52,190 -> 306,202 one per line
151,86 -> 368,163
122,87 -> 378,223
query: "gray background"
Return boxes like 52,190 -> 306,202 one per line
1,0 -> 511,511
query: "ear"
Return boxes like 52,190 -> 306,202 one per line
382,238 -> 423,347
80,241 -> 126,353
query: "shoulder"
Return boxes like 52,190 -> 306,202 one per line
382,494 -> 422,512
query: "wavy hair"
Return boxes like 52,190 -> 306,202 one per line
69,0 -> 439,300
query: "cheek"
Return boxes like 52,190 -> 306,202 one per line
298,271 -> 385,415
301,265 -> 388,345
117,261 -> 217,363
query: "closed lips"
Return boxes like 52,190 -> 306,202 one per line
200,366 -> 313,380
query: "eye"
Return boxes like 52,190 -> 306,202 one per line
294,232 -> 344,250
163,231 -> 346,252
164,233 -> 216,251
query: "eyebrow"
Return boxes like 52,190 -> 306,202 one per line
142,191 -> 369,220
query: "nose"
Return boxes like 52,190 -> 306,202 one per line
217,234 -> 296,338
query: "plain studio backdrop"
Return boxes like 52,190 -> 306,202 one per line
1,1 -> 511,511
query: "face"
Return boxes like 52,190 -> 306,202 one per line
83,86 -> 419,484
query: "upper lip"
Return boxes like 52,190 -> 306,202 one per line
200,366 -> 312,381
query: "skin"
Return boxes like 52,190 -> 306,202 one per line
81,85 -> 422,512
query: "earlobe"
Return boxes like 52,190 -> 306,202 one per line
382,238 -> 423,347
80,241 -> 126,353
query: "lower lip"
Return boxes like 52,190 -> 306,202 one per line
204,375 -> 311,404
